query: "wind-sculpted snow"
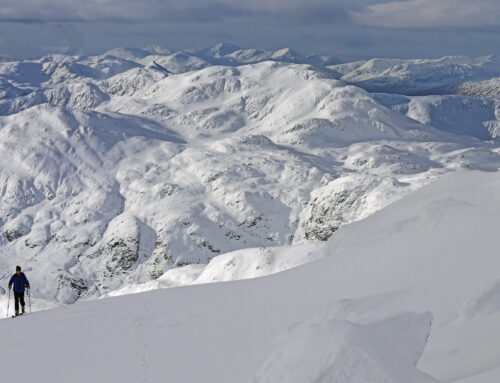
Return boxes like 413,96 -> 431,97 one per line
252,312 -> 436,383
1,46 -> 500,305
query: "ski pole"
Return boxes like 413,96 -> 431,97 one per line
7,288 -> 10,317
28,288 -> 31,313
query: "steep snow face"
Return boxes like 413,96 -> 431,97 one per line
1,171 -> 500,383
1,50 -> 500,304
330,55 -> 500,96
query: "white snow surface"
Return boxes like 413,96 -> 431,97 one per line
1,171 -> 500,383
2,46 -> 500,306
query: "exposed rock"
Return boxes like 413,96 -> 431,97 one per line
294,175 -> 411,243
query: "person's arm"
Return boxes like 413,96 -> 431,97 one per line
24,274 -> 30,288
8,275 -> 14,290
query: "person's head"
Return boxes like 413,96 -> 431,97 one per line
16,265 -> 21,274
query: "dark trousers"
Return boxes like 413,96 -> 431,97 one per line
14,292 -> 25,311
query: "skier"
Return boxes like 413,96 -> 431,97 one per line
8,266 -> 30,316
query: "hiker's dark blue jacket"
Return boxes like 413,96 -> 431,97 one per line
9,273 -> 30,293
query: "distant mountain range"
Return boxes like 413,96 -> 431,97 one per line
1,44 -> 500,306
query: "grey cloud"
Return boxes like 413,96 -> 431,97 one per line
0,0 -> 355,24
352,0 -> 500,29
4,0 -> 498,30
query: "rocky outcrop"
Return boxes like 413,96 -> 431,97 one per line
294,175 -> 410,243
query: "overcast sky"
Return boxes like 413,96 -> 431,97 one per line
1,0 -> 499,60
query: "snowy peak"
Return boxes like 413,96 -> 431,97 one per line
271,47 -> 307,62
99,44 -> 341,74
104,47 -> 153,61
195,42 -> 242,59
188,43 -> 341,68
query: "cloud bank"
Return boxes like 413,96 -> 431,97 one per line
0,0 -> 351,24
352,0 -> 500,29
2,0 -> 499,31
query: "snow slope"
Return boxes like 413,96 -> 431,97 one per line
1,170 -> 500,383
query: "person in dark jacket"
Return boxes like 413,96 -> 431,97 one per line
8,266 -> 30,316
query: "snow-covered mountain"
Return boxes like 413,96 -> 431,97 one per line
2,170 -> 500,383
103,43 -> 341,74
456,77 -> 500,99
329,55 -> 500,95
1,45 -> 500,307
